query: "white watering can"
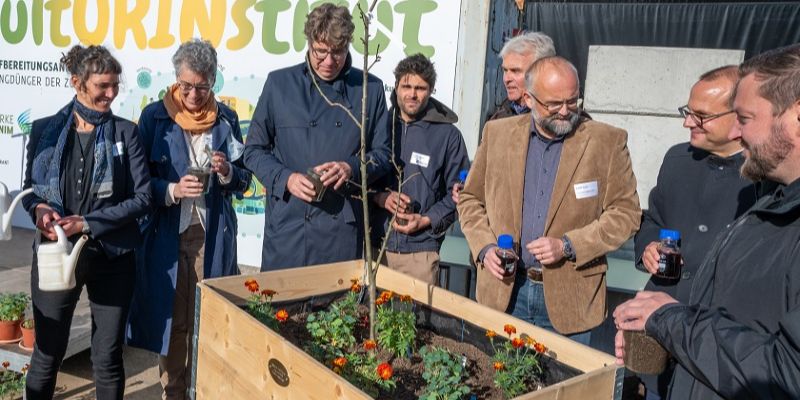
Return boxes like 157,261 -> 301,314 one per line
0,183 -> 34,241
35,223 -> 88,291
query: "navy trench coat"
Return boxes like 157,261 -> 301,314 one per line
244,56 -> 391,271
126,101 -> 251,354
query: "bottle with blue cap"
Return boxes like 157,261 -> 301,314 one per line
656,229 -> 682,279
496,234 -> 518,277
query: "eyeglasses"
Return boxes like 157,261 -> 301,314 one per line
530,93 -> 583,113
178,80 -> 212,93
678,105 -> 734,128
310,46 -> 348,62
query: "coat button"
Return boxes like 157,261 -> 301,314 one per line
161,155 -> 167,163
310,120 -> 317,127
698,224 -> 708,232
335,121 -> 342,127
682,271 -> 692,280
304,214 -> 311,221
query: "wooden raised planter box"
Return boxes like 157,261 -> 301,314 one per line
191,260 -> 622,399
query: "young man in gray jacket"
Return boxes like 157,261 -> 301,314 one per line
373,54 -> 470,284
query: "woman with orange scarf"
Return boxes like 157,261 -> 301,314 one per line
126,39 -> 251,400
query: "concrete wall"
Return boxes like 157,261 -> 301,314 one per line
584,45 -> 745,206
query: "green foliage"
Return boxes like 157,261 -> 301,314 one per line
419,346 -> 471,400
488,332 -> 544,399
305,291 -> 360,359
338,350 -> 396,397
245,290 -> 280,330
375,292 -> 416,358
0,364 -> 25,400
0,293 -> 29,322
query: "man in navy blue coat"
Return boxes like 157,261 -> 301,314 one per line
244,3 -> 391,271
372,54 -> 469,284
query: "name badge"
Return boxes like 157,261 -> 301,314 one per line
573,181 -> 598,199
410,152 -> 430,168
113,141 -> 125,157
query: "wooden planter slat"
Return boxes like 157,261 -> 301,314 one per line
194,260 -> 621,400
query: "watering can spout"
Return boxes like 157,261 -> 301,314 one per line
1,184 -> 34,240
66,233 -> 89,276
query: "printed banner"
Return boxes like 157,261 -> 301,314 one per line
0,0 -> 462,266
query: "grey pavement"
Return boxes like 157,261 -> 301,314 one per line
0,227 -> 160,399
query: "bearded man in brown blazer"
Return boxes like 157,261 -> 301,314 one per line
458,56 -> 640,344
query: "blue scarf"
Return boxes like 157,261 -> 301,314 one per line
31,97 -> 115,214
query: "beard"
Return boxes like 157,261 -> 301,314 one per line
535,109 -> 581,137
741,121 -> 794,182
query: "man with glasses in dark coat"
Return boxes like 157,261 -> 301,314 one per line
244,4 -> 391,271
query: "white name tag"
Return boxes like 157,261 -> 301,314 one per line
410,152 -> 430,168
573,181 -> 598,199
113,141 -> 125,157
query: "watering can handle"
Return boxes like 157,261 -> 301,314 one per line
52,223 -> 68,245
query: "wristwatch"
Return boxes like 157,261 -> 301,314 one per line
81,217 -> 91,234
561,235 -> 576,261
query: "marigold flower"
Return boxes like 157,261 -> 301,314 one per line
503,324 -> 516,336
275,309 -> 289,323
493,361 -> 504,371
1,361 -> 9,369
524,336 -> 536,346
363,339 -> 377,351
512,338 -> 525,349
534,342 -> 547,354
21,363 -> 29,373
379,290 -> 393,301
485,330 -> 497,338
333,357 -> 347,368
400,294 -> 412,303
261,289 -> 277,297
244,279 -> 259,293
377,362 -> 393,380
375,297 -> 386,306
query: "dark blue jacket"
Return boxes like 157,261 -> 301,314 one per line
126,100 -> 251,354
22,108 -> 152,258
243,56 -> 391,270
372,92 -> 469,253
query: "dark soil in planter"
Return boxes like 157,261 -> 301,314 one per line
257,290 -> 586,399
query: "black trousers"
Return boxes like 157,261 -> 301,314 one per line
26,242 -> 135,400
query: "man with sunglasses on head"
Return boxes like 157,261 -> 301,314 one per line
459,56 -> 640,344
244,4 -> 391,271
632,65 -> 771,399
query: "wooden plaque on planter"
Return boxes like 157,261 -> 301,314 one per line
192,260 -> 622,399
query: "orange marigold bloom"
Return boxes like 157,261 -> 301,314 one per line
485,330 -> 497,338
275,309 -> 289,322
333,357 -> 347,368
244,279 -> 259,293
375,297 -> 386,306
493,361 -> 504,371
377,362 -> 393,380
363,339 -> 377,351
261,289 -> 277,297
1,361 -> 9,369
534,342 -> 547,354
503,324 -> 516,336
512,338 -> 525,349
400,294 -> 412,303
524,336 -> 536,346
379,290 -> 393,301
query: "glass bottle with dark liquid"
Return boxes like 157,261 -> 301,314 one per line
655,229 -> 682,279
495,234 -> 518,277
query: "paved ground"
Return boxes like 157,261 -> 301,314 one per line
0,228 -> 160,400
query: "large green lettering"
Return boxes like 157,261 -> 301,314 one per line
292,0 -> 308,52
45,0 -> 70,47
0,0 -> 27,44
394,0 -> 435,57
254,0 -> 290,54
32,0 -> 43,44
351,0 -> 391,56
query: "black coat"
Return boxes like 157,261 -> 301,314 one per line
22,109 -> 152,258
243,56 -> 391,270
646,179 -> 800,400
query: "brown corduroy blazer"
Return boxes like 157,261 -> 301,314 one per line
458,114 -> 641,334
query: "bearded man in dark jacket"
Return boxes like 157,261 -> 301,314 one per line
614,44 -> 800,400
372,54 -> 469,284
